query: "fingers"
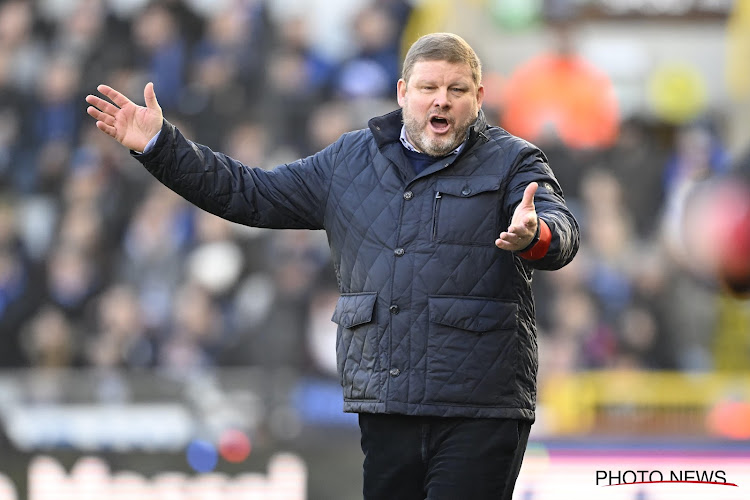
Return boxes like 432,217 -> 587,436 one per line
495,233 -> 522,251
143,82 -> 160,110
96,84 -> 133,109
495,231 -> 531,251
496,211 -> 538,251
85,94 -> 119,115
86,93 -> 118,139
520,182 -> 538,209
86,105 -> 115,126
495,183 -> 542,251
508,215 -> 536,235
495,226 -> 527,248
95,120 -> 116,137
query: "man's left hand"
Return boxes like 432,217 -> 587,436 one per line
495,182 -> 538,251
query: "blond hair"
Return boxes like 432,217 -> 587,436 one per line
401,33 -> 482,87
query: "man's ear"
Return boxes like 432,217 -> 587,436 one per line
476,84 -> 485,108
397,79 -> 407,107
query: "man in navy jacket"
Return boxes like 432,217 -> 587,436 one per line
87,32 -> 579,500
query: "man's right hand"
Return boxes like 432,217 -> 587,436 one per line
85,82 -> 163,152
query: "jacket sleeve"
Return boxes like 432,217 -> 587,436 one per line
503,145 -> 580,270
132,120 -> 335,230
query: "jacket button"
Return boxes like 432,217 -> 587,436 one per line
389,368 -> 401,377
461,188 -> 472,196
403,191 -> 413,200
394,248 -> 405,256
389,305 -> 400,314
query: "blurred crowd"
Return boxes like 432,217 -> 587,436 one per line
0,0 -> 748,390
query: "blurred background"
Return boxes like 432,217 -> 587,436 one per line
0,0 -> 749,498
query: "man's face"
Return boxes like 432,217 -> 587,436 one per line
397,59 -> 484,157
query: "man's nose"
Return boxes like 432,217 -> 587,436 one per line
433,89 -> 450,108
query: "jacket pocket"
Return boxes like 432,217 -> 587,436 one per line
331,292 -> 378,400
432,176 -> 502,246
425,296 -> 518,405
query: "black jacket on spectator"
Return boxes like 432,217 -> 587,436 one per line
134,109 -> 579,421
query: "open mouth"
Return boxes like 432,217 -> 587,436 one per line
429,116 -> 451,133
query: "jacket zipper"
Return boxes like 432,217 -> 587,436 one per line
432,191 -> 442,240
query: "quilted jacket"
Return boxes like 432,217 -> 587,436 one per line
134,109 -> 579,421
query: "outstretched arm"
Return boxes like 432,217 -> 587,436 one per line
87,81 -> 334,231
499,147 -> 579,270
85,82 -> 163,152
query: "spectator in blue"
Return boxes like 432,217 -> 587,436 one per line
131,4 -> 186,111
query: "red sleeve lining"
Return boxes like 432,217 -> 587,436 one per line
519,219 -> 551,260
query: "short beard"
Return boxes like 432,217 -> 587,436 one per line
403,111 -> 475,157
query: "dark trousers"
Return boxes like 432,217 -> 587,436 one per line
358,413 -> 531,500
